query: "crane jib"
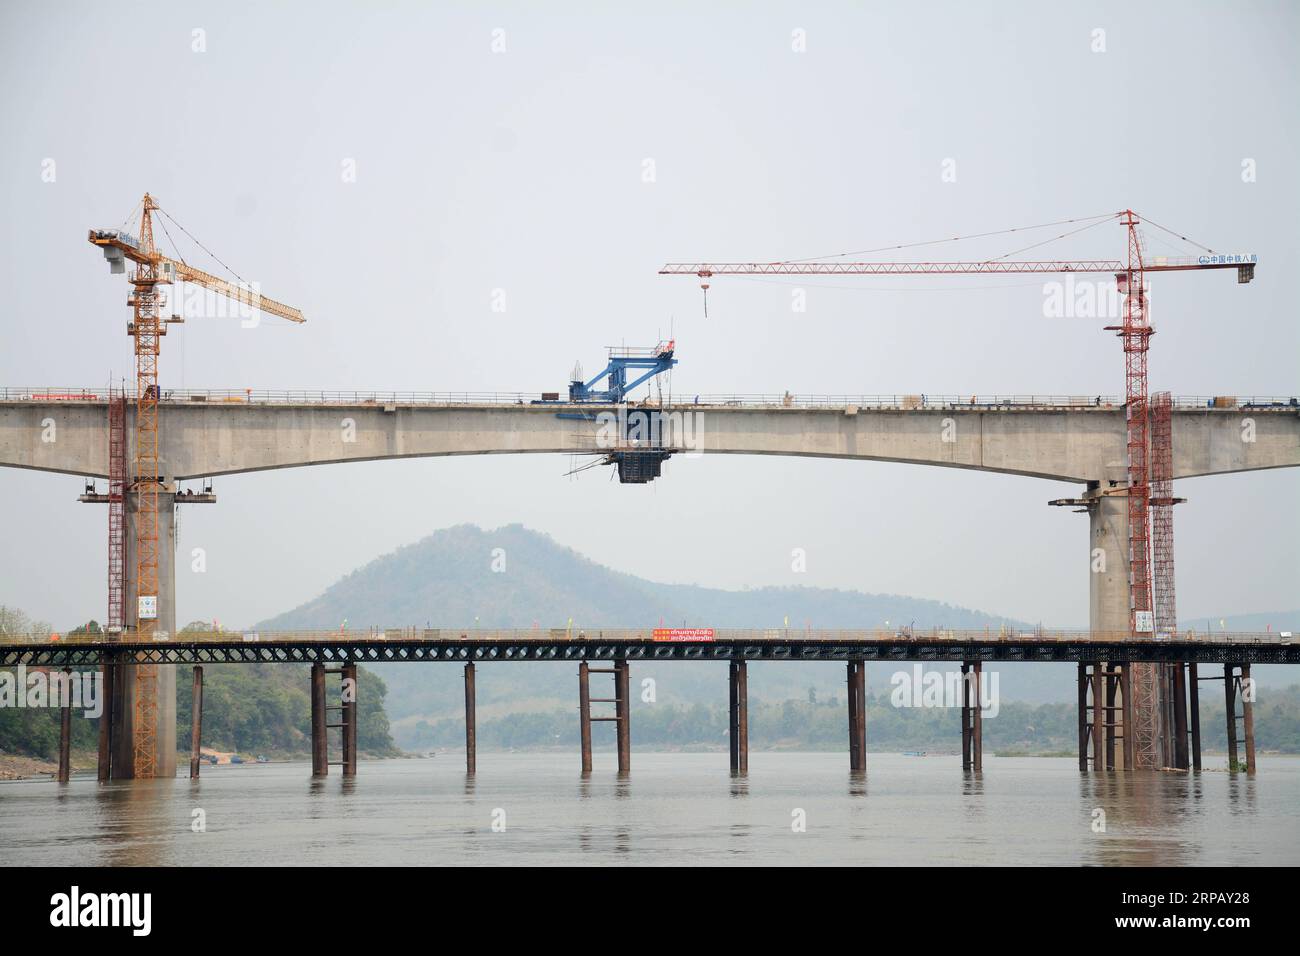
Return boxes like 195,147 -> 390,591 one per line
659,255 -> 1257,277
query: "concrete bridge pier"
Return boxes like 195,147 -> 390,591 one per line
728,661 -> 748,775
98,489 -> 179,779
1080,486 -> 1164,770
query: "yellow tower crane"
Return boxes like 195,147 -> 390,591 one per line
88,193 -> 305,777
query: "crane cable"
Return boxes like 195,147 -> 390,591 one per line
779,212 -> 1119,264
155,206 -> 249,285
989,215 -> 1116,261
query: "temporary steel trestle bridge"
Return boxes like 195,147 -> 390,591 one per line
17,627 -> 1285,784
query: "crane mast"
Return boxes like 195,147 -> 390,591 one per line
89,193 -> 305,777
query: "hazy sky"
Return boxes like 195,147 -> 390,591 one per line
1,0 -> 1296,631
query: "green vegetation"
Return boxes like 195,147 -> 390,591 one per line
0,607 -> 100,759
0,608 -> 399,761
172,621 -> 399,757
175,661 -> 398,757
407,694 -> 1077,752
404,687 -> 1300,754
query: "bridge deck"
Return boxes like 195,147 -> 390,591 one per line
3,387 -> 1297,411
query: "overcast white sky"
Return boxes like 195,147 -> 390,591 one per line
1,0 -> 1296,631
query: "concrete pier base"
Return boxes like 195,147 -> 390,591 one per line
1082,488 -> 1163,769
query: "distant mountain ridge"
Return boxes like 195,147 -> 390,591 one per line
258,523 -> 1017,632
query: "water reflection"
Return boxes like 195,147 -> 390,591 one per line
960,770 -> 984,797
1,755 -> 1291,865
848,770 -> 868,797
96,778 -> 176,867
1075,769 -> 1253,867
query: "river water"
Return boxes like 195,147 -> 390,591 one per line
2,753 -> 1297,866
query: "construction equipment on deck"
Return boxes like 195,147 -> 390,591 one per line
541,341 -> 679,483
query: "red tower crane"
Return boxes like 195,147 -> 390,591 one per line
660,210 -> 1255,641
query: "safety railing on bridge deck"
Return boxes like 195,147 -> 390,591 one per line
13,626 -> 1294,646
2,387 -> 1297,412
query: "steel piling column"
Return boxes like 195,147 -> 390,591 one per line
846,661 -> 859,771
971,661 -> 982,773
961,663 -> 972,770
341,662 -> 358,776
1241,663 -> 1256,775
732,661 -> 748,775
1077,663 -> 1088,771
1104,667 -> 1118,770
464,662 -> 476,775
846,660 -> 866,772
578,661 -> 592,774
1224,664 -> 1239,773
1188,662 -> 1201,772
1120,664 -> 1135,771
57,669 -> 72,784
188,666 -> 203,778
311,662 -> 327,776
615,659 -> 631,774
1091,666 -> 1104,771
729,661 -> 739,773
1172,663 -> 1189,770
97,658 -> 113,782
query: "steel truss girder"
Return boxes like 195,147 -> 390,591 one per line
5,640 -> 1296,668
